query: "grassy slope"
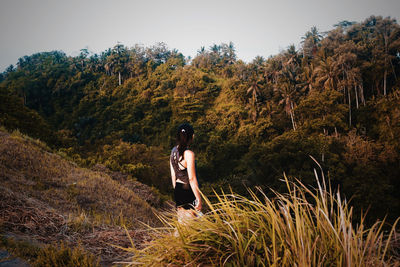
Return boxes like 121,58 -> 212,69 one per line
0,129 -> 164,265
131,178 -> 400,266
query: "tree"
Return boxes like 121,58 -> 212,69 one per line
104,44 -> 131,85
5,64 -> 15,74
247,78 -> 261,122
375,17 -> 400,95
301,26 -> 323,58
274,46 -> 302,130
276,79 -> 297,130
296,89 -> 347,134
314,56 -> 337,91
333,20 -> 357,33
221,42 -> 237,65
209,44 -> 222,67
78,48 -> 89,70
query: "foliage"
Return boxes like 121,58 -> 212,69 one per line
0,235 -> 40,261
94,140 -> 170,193
0,91 -> 56,145
33,242 -> 100,267
0,236 -> 100,267
128,175 -> 399,266
1,15 -> 400,224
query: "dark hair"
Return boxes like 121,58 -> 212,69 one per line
176,123 -> 194,161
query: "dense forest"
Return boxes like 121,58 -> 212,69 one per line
1,15 -> 399,224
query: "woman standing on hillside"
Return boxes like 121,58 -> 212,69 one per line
170,123 -> 202,218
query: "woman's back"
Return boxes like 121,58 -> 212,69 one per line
170,146 -> 189,184
170,123 -> 202,212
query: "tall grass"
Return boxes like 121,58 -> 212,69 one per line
0,236 -> 100,267
127,170 -> 399,266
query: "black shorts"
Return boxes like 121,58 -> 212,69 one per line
174,182 -> 196,210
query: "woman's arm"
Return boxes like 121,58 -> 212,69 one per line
170,160 -> 176,188
185,150 -> 202,211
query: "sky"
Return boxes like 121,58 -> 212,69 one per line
0,0 -> 399,71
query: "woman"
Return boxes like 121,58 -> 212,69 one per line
170,123 -> 202,214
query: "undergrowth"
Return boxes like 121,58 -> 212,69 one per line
0,235 -> 100,267
127,168 -> 399,266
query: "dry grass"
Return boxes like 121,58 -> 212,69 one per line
128,171 -> 399,266
0,128 -> 164,264
0,129 -> 160,226
0,235 -> 100,267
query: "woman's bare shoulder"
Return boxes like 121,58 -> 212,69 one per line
184,149 -> 195,158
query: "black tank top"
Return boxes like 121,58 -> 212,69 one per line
170,146 -> 189,184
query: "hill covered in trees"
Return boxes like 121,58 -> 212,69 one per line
1,15 -> 400,224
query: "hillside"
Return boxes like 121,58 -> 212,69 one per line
1,15 -> 399,226
0,129 -> 168,265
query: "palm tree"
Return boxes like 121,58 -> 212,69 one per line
284,44 -> 300,66
334,40 -> 365,126
253,56 -> 265,66
247,78 -> 261,122
314,56 -> 337,91
300,61 -> 315,93
277,81 -> 297,130
225,42 -> 237,64
107,43 -> 129,85
334,20 -> 357,29
209,44 -> 221,66
376,17 -> 399,95
210,44 -> 221,55
301,26 -> 323,58
275,46 -> 305,130
78,48 -> 89,70
197,46 -> 206,55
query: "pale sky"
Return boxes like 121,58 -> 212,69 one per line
0,0 -> 399,71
